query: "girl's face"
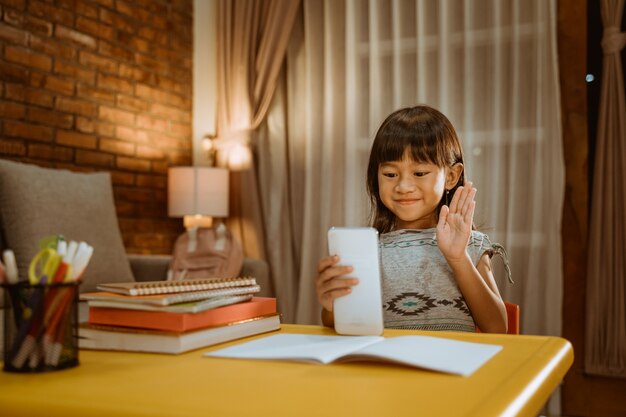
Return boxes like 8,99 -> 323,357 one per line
377,149 -> 448,229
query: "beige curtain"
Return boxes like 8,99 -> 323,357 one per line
281,1 -> 564,340
256,2 -> 348,323
215,0 -> 299,262
585,0 -> 626,378
293,1 -> 349,324
256,71 -> 300,322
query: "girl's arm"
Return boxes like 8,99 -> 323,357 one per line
447,253 -> 507,333
321,308 -> 335,327
437,182 -> 507,333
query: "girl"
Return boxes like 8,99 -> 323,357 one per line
316,105 -> 510,333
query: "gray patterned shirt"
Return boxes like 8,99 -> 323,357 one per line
380,228 -> 497,332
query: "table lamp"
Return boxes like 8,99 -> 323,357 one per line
168,166 -> 229,229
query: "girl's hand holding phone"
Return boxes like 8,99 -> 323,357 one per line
315,255 -> 358,312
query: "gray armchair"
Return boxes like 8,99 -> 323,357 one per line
0,159 -> 271,296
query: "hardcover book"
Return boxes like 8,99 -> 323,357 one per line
79,314 -> 281,354
88,297 -> 277,332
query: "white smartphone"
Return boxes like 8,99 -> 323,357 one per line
327,227 -> 384,336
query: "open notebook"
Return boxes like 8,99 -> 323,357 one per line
204,333 -> 503,377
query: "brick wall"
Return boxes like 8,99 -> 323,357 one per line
0,0 -> 193,254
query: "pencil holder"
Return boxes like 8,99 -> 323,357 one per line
2,281 -> 80,373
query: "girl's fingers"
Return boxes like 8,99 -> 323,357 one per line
316,265 -> 354,289
438,204 -> 449,229
319,278 -> 358,310
321,287 -> 353,310
316,255 -> 358,310
455,192 -> 466,214
320,277 -> 358,293
465,200 -> 476,223
317,255 -> 339,273
324,286 -> 353,298
460,186 -> 476,217
448,187 -> 460,212
449,182 -> 476,215
456,182 -> 472,213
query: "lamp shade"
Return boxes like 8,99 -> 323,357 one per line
168,167 -> 229,218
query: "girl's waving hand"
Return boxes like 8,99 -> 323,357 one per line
436,182 -> 477,262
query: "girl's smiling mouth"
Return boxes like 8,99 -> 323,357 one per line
395,199 -> 418,205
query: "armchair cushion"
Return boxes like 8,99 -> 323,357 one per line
0,159 -> 134,292
128,254 -> 171,282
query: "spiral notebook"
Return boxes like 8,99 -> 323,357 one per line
86,294 -> 254,313
96,277 -> 257,296
82,284 -> 261,306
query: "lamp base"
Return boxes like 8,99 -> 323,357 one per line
183,215 -> 214,229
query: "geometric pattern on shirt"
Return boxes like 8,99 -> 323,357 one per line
385,292 -> 437,316
385,292 -> 471,317
452,296 -> 471,315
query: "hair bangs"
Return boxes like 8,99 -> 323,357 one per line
376,123 -> 450,167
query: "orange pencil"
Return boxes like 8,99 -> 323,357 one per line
42,288 -> 74,365
46,290 -> 75,366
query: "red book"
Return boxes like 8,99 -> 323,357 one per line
88,297 -> 277,332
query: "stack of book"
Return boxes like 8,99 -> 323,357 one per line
78,277 -> 280,354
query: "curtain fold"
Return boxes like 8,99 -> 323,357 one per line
215,0 -> 299,263
293,0 -> 348,323
585,0 -> 626,378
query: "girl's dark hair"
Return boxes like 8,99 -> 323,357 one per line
366,105 -> 465,233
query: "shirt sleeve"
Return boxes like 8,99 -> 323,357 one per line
467,231 -> 514,284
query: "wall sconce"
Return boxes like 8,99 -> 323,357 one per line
168,166 -> 229,229
201,133 -> 252,170
201,134 -> 218,167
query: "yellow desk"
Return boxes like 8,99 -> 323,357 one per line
0,324 -> 573,417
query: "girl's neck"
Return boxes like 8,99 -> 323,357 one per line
395,215 -> 438,230
392,226 -> 436,232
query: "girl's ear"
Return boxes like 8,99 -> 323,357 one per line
445,163 -> 464,190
